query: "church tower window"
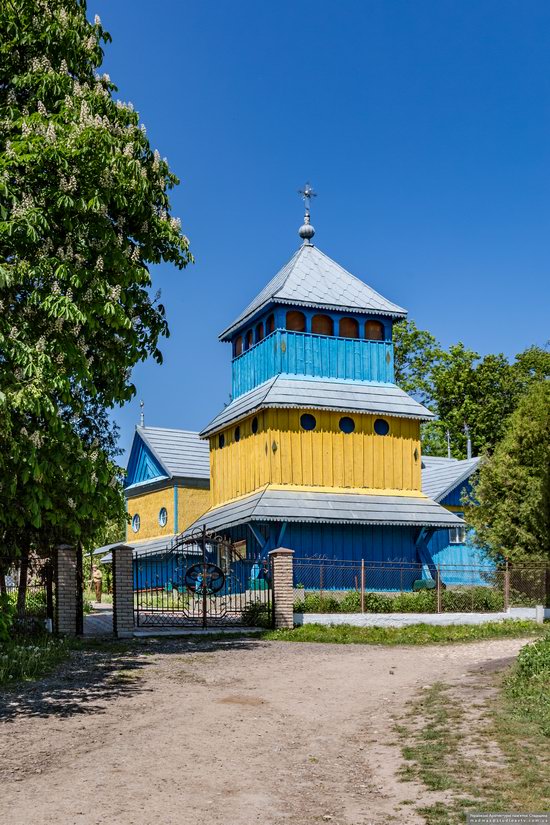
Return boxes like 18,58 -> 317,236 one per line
339,317 -> 359,339
286,310 -> 306,332
365,320 -> 384,340
311,314 -> 334,335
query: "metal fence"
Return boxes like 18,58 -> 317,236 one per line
293,558 -> 550,614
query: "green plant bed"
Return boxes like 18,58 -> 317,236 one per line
294,586 -> 506,614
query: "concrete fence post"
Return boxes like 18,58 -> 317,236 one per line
112,544 -> 134,638
55,544 -> 77,636
269,547 -> 294,629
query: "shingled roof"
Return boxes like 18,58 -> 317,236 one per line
184,486 -> 464,533
421,456 -> 480,502
219,244 -> 407,341
200,376 -> 434,437
135,426 -> 210,480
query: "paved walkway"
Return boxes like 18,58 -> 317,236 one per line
84,602 -> 113,636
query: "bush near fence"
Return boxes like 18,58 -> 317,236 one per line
293,560 -> 549,614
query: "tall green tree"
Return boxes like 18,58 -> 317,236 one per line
0,1 -> 192,568
466,381 -> 550,567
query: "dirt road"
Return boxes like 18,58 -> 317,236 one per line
0,637 -> 527,825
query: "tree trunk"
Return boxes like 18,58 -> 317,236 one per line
16,547 -> 30,616
0,566 -> 6,597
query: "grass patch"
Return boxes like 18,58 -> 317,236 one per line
396,634 -> 550,823
0,636 -> 71,686
262,620 -> 545,646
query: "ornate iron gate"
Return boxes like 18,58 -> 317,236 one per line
133,527 -> 273,629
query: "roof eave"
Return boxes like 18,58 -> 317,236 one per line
219,299 -> 407,342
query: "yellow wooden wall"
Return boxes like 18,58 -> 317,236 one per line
209,409 -> 421,506
177,486 -> 211,531
126,486 -> 174,541
127,484 -> 211,539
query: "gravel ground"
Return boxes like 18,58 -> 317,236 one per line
0,636 -> 527,825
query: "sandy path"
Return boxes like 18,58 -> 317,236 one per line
0,637 -> 527,825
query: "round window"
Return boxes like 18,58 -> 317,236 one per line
235,426 -> 240,442
339,416 -> 355,434
218,433 -> 225,448
251,416 -> 258,434
374,418 -> 390,436
300,413 -> 317,431
158,507 -> 168,527
131,513 -> 140,533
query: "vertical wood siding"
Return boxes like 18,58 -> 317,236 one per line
209,409 -> 421,506
231,330 -> 395,397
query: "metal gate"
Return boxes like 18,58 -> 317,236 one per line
133,527 -> 273,629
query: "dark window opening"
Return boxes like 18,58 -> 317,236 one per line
300,413 -> 317,431
339,416 -> 355,434
251,416 -> 259,434
311,314 -> 334,335
255,322 -> 264,343
266,314 -> 275,334
245,329 -> 254,349
234,335 -> 243,356
286,310 -> 306,332
218,433 -> 225,448
365,320 -> 384,341
374,418 -> 390,436
339,317 -> 359,339
234,426 -> 240,442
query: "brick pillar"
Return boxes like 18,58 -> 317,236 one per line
112,544 -> 134,638
269,547 -> 294,629
55,544 -> 77,636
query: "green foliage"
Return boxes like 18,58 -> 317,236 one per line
394,318 -> 550,459
240,600 -> 272,628
0,635 -> 70,685
294,587 -> 505,614
0,1 -> 192,564
505,634 -> 550,736
467,381 -> 550,566
264,620 -> 543,646
0,594 -> 15,642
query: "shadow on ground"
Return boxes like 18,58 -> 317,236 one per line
0,636 -> 263,723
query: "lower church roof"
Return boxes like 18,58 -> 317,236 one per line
184,486 -> 463,534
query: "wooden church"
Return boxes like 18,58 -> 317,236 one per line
181,192 -> 463,568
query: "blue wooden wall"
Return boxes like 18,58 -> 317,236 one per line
126,434 -> 168,487
232,330 -> 395,397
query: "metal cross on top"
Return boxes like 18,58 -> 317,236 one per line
298,182 -> 317,218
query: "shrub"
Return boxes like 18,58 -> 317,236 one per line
241,601 -> 272,628
293,586 -> 506,614
505,634 -> 550,735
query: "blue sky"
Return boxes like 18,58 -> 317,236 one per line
92,0 -> 550,455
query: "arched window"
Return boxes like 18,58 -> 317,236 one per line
234,335 -> 243,357
218,433 -> 225,448
365,320 -> 384,341
255,322 -> 264,343
339,317 -> 359,339
266,314 -> 275,334
131,514 -> 140,533
311,314 -> 334,335
286,310 -> 306,332
245,329 -> 254,349
234,426 -> 240,442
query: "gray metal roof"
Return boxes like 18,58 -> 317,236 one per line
421,456 -> 480,502
138,426 -> 210,479
184,486 -> 464,533
95,535 -> 203,563
200,376 -> 434,437
219,244 -> 407,341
